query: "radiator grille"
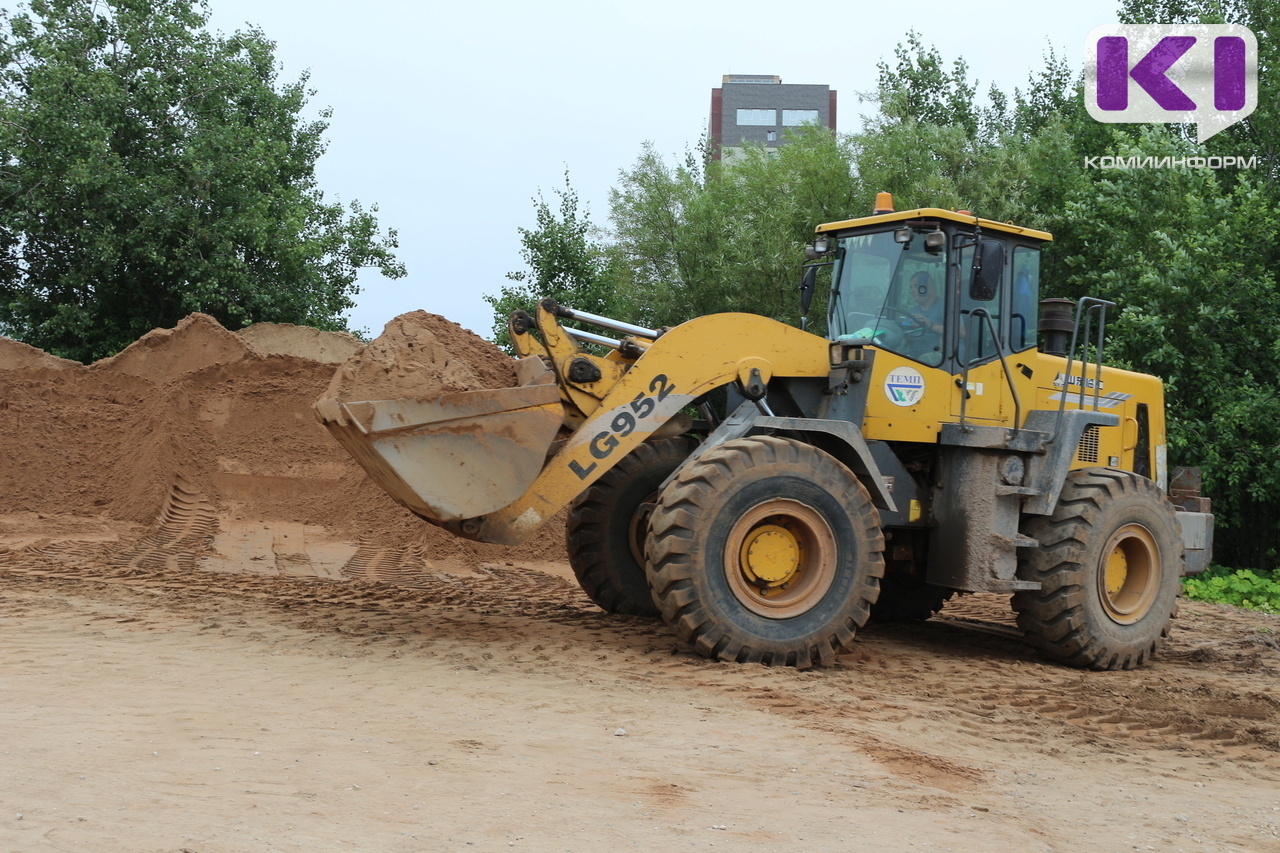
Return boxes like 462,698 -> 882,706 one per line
1076,425 -> 1100,464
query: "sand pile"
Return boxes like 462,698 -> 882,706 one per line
0,312 -> 565,574
323,310 -> 517,403
239,322 -> 363,364
92,313 -> 258,383
0,335 -> 80,371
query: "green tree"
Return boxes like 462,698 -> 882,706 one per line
860,32 -> 1058,226
876,30 -> 981,137
609,128 -> 857,333
485,172 -> 620,352
606,143 -> 706,323
0,0 -> 405,361
1052,128 -> 1280,570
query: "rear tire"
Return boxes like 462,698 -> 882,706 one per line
1013,468 -> 1182,670
645,436 -> 884,668
566,437 -> 695,617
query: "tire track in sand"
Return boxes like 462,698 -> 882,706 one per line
3,533 -> 1278,784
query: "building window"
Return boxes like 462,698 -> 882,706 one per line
736,109 -> 775,126
766,130 -> 777,142
781,109 -> 820,126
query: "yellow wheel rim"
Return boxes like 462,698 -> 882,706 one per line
724,499 -> 836,619
739,524 -> 802,587
1097,523 -> 1160,625
627,492 -> 659,568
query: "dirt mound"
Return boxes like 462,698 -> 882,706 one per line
0,336 -> 79,371
0,312 -> 566,575
323,310 -> 516,403
238,323 -> 363,364
0,366 -> 174,522
92,313 -> 257,382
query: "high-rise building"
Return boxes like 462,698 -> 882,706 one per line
709,74 -> 837,161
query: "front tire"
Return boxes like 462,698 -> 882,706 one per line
645,436 -> 884,668
1013,468 -> 1182,670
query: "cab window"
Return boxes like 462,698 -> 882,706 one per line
1011,247 -> 1040,352
828,230 -> 946,367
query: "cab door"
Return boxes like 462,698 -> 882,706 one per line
949,239 -> 1011,424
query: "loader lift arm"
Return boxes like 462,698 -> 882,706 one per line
456,311 -> 834,544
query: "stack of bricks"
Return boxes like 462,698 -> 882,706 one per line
1169,467 -> 1212,513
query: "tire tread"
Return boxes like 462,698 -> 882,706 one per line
646,436 -> 883,669
1014,468 -> 1181,670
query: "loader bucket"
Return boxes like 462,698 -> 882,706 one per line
315,382 -> 564,523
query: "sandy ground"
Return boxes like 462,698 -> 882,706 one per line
2,514 -> 1279,853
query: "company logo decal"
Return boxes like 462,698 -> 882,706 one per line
1085,24 -> 1257,142
885,367 -> 925,407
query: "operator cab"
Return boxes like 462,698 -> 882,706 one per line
812,194 -> 1051,374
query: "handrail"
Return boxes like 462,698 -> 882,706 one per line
956,308 -> 1022,435
1046,297 -> 1117,445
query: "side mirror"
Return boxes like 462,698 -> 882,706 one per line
969,240 -> 1004,301
799,265 -> 817,320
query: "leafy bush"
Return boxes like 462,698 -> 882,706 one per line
1183,567 -> 1280,614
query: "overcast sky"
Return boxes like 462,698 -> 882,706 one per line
205,0 -> 1123,340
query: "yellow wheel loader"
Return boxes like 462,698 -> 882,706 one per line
315,193 -> 1215,670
